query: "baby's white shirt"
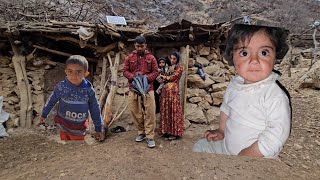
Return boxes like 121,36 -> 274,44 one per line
220,72 -> 291,158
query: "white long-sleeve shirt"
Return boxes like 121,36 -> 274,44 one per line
220,72 -> 291,158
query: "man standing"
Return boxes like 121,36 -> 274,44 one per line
123,35 -> 159,148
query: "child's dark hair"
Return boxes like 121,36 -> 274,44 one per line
66,55 -> 89,71
224,24 -> 289,66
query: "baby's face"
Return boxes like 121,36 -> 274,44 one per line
159,60 -> 166,68
232,30 -> 276,84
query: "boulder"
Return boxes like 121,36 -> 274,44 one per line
185,103 -> 206,123
203,64 -> 220,75
188,58 -> 195,68
188,74 -> 215,88
212,82 -> 229,92
195,56 -> 210,66
189,97 -> 202,103
116,87 -> 129,95
187,88 -> 207,98
205,107 -> 220,124
297,60 -> 320,89
183,119 -> 191,130
204,94 -> 213,105
206,52 -> 218,62
198,100 -> 211,110
199,46 -> 210,56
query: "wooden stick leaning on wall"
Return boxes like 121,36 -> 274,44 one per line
103,52 -> 120,127
8,37 -> 33,128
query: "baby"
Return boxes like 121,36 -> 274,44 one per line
155,57 -> 168,94
193,24 -> 291,158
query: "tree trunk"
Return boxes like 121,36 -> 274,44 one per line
103,53 -> 120,126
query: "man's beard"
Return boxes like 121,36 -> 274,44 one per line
137,50 -> 144,56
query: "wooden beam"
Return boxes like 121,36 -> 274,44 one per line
148,41 -> 207,48
96,42 -> 118,54
43,35 -> 97,50
33,45 -> 97,62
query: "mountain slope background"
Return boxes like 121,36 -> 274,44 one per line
1,0 -> 319,33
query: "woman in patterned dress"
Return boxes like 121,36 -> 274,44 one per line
159,52 -> 184,140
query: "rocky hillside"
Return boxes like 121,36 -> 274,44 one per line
0,0 -> 319,33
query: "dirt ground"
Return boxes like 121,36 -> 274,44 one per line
0,69 -> 320,180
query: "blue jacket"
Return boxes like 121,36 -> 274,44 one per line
41,77 -> 103,132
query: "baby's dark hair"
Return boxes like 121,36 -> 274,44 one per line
66,55 -> 89,71
224,24 -> 289,66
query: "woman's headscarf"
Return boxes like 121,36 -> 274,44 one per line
170,52 -> 180,63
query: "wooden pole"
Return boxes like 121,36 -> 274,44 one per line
8,37 -> 33,128
179,45 -> 190,120
103,52 -> 120,126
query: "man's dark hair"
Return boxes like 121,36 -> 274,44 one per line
66,55 -> 89,71
224,24 -> 289,66
135,35 -> 146,44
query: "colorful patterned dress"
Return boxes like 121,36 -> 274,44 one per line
159,64 -> 184,137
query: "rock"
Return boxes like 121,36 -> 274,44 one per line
212,82 -> 229,92
195,56 -> 210,66
315,140 -> 320,146
189,97 -> 202,103
206,53 -> 218,62
34,85 -> 42,91
203,65 -> 220,75
205,107 -> 220,124
297,60 -> 320,89
183,119 -> 191,129
33,91 -> 43,95
185,103 -> 206,123
204,94 -> 213,104
294,143 -> 303,151
116,87 -> 129,95
188,67 -> 197,75
301,164 -> 310,170
188,58 -> 195,68
301,48 -> 313,59
44,65 -> 52,70
32,80 -> 41,86
188,74 -> 215,88
199,46 -> 210,56
209,76 -> 226,83
14,118 -> 19,127
8,96 -> 19,103
198,100 -> 211,110
0,68 -> 15,74
187,88 -> 207,98
118,76 -> 128,87
212,98 -> 223,106
0,57 -> 11,65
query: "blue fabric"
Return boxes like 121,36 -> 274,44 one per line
41,77 -> 103,132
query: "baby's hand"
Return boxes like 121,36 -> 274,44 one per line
204,129 -> 224,141
94,132 -> 105,142
39,117 -> 46,123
